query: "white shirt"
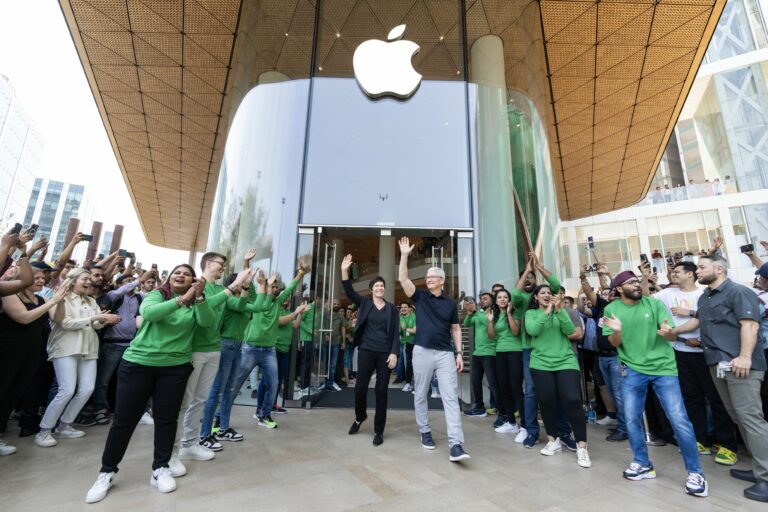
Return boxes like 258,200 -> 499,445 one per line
654,287 -> 704,353
47,292 -> 104,360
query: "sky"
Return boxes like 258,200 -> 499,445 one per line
0,0 -> 192,271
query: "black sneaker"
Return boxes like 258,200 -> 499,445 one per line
73,414 -> 97,427
93,412 -> 110,425
559,434 -> 577,452
349,418 -> 366,435
449,444 -> 471,462
272,404 -> 288,414
200,435 -> 222,451
606,431 -> 628,442
493,415 -> 505,429
421,432 -> 436,450
463,407 -> 487,418
373,432 -> 383,446
215,427 -> 244,442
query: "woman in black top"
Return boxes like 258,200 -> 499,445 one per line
341,254 -> 399,446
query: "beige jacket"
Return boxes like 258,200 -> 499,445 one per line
46,293 -> 104,360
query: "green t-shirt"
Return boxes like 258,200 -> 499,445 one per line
123,290 -> 215,367
524,308 -> 578,371
275,307 -> 293,353
602,297 -> 677,376
512,274 -> 561,348
191,282 -> 242,353
400,312 -> 416,345
219,294 -> 250,341
299,302 -> 316,342
493,313 -> 522,352
464,311 -> 495,355
243,278 -> 299,346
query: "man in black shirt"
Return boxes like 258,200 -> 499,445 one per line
398,237 -> 469,462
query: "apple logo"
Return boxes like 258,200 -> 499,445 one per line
353,25 -> 422,100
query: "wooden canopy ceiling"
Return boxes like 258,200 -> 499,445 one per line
60,0 -> 724,250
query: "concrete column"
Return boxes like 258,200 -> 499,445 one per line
378,235 -> 396,303
86,221 -> 102,262
62,217 -> 80,250
471,35 -> 517,289
110,224 -> 123,253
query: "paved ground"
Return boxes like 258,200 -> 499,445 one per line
1,406 -> 765,511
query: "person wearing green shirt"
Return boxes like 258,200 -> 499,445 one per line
602,270 -> 707,497
87,264 -> 212,504
176,252 -> 253,466
255,299 -> 308,415
524,284 -> 590,469
395,302 -> 416,387
297,299 -> 317,390
462,293 -> 498,420
512,253 -> 568,449
226,265 -> 305,429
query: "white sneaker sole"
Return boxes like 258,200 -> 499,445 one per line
540,447 -> 562,456
623,471 -> 657,481
178,450 -> 215,461
449,453 -> 471,462
150,477 -> 176,493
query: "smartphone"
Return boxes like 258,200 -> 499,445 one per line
97,253 -> 104,260
652,266 -> 658,274
640,253 -> 649,264
81,234 -> 94,242
118,249 -> 128,257
740,243 -> 755,253
666,256 -> 674,265
152,263 -> 158,270
10,223 -> 22,234
27,224 -> 39,236
126,251 -> 136,259
587,236 -> 595,250
161,270 -> 168,279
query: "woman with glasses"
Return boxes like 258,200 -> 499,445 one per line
525,284 -> 591,468
341,254 -> 399,446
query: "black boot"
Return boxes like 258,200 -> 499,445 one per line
744,481 -> 768,502
349,416 -> 366,435
730,469 -> 757,483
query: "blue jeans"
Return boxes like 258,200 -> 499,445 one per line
598,355 -> 626,433
224,345 -> 278,425
522,348 -> 571,437
622,367 -> 702,474
323,344 -> 340,389
395,344 -> 406,381
200,339 -> 242,437
90,343 -> 128,412
257,350 -> 289,409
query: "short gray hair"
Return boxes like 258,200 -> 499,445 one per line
426,267 -> 445,279
700,254 -> 728,270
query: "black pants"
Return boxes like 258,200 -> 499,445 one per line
0,337 -> 41,433
530,368 -> 586,442
354,349 -> 391,434
470,355 -> 497,410
100,361 -> 192,473
300,341 -> 315,388
405,343 -> 414,384
495,351 -> 524,424
675,350 -> 738,450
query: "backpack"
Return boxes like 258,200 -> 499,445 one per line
580,313 -> 599,352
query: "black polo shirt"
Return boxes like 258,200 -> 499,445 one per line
412,288 -> 459,352
697,279 -> 765,370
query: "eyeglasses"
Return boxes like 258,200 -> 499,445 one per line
623,279 -> 641,286
425,275 -> 443,279
211,260 -> 226,267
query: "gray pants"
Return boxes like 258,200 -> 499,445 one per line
709,367 -> 768,481
412,345 -> 464,447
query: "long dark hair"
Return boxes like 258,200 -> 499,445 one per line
158,264 -> 197,300
492,288 -> 511,325
526,284 -> 552,311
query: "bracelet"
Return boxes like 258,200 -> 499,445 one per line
227,286 -> 236,293
195,294 -> 205,303
175,297 -> 184,307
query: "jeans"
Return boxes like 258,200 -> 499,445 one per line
323,344 -> 340,389
226,345 -> 278,422
90,343 -> 129,413
522,348 -> 571,438
598,355 -> 627,433
355,349 -> 392,433
100,361 -> 192,473
395,344 -> 406,381
40,356 -> 97,429
413,346 -> 464,447
200,339 -> 242,438
258,350 -> 289,409
622,367 -> 702,474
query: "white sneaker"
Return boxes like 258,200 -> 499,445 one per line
168,454 -> 187,477
431,390 -> 441,399
577,446 -> 592,468
540,438 -> 562,456
514,428 -> 529,444
34,431 -> 57,447
150,467 -> 176,493
332,382 -> 342,391
85,472 -> 114,503
494,422 -> 518,434
56,425 -> 86,439
139,412 -> 155,425
178,443 -> 215,461
0,439 -> 17,455
596,416 -> 617,426
402,383 -> 412,392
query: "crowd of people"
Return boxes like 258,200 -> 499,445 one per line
0,225 -> 767,504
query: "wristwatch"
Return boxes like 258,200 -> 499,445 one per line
195,294 -> 206,303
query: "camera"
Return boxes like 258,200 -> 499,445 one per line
81,234 -> 94,242
740,243 -> 755,254
10,223 -> 22,235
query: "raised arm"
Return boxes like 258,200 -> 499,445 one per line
0,253 -> 33,296
596,263 -> 612,291
398,237 -> 416,298
341,254 -> 364,305
52,233 -> 85,279
243,248 -> 257,270
579,266 -> 598,305
1,287 -> 65,324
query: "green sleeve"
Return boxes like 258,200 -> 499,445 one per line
510,289 -> 524,308
276,278 -> 300,304
546,274 -> 561,294
244,293 -> 272,313
524,309 -> 548,337
139,291 -> 181,322
226,294 -> 245,310
557,308 -> 575,336
194,299 -> 215,327
206,288 -> 230,308
463,313 -> 474,327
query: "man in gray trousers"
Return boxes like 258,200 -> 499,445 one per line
669,254 -> 768,502
398,237 -> 470,462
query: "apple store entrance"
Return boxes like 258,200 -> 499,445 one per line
275,226 -> 476,411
